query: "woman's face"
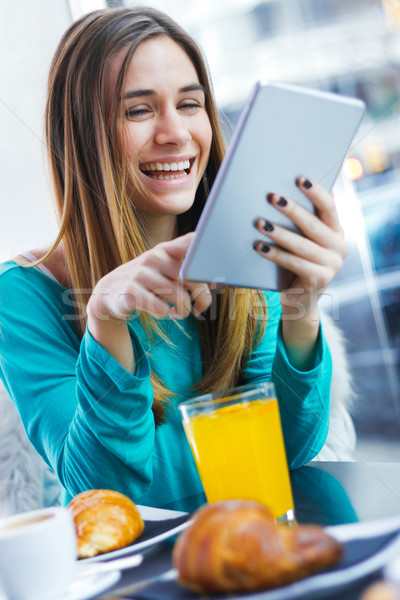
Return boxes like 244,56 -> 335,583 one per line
113,35 -> 213,218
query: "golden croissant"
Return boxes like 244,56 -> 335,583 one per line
68,489 -> 144,558
173,499 -> 343,593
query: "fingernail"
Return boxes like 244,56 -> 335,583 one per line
263,220 -> 274,233
303,178 -> 312,189
260,244 -> 270,254
277,196 -> 287,207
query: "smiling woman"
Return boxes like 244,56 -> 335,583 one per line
113,35 -> 212,227
0,7 -> 348,510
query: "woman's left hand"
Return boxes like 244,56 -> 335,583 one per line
254,176 -> 348,369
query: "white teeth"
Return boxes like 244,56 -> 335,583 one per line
149,173 -> 187,180
141,160 -> 190,172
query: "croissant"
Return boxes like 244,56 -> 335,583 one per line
68,489 -> 144,558
173,500 -> 343,593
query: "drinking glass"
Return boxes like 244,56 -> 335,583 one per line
179,381 -> 295,524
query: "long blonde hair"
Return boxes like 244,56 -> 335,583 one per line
44,7 -> 267,424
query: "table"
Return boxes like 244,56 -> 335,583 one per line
99,461 -> 400,600
293,461 -> 400,525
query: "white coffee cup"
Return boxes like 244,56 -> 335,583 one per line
0,506 -> 77,600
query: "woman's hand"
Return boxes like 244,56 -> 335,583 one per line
88,232 -> 211,321
254,177 -> 348,369
86,232 -> 212,371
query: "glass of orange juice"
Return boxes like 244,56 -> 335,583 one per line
179,381 -> 295,524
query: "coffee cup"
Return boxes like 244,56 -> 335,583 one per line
0,506 -> 77,600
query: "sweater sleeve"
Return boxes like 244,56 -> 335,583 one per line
0,264 -> 156,501
242,291 -> 332,468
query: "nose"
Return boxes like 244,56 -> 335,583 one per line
154,109 -> 192,146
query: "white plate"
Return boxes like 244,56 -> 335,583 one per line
106,519 -> 400,600
242,517 -> 400,600
82,505 -> 190,564
141,517 -> 400,600
61,571 -> 120,600
385,555 -> 400,582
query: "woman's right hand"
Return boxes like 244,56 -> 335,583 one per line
87,232 -> 211,321
86,233 -> 211,371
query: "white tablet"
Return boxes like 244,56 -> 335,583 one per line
180,80 -> 365,291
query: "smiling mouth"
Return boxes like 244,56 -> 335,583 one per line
140,159 -> 192,180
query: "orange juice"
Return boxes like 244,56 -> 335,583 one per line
182,396 -> 294,519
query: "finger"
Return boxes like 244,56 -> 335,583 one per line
118,287 -> 171,319
141,248 -> 187,286
131,267 -> 191,319
145,249 -> 183,282
295,177 -> 342,232
158,231 -> 195,261
145,233 -> 195,282
254,219 -> 345,266
184,282 -> 212,315
266,193 -> 346,253
155,282 -> 192,319
253,241 -> 341,289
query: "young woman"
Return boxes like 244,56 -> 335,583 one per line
0,7 -> 348,509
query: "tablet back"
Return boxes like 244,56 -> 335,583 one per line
180,81 -> 365,291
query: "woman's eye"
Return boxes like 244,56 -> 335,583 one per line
179,102 -> 201,113
125,107 -> 151,120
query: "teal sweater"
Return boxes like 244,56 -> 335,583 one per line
0,261 -> 332,508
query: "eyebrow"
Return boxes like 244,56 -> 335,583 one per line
122,83 -> 206,100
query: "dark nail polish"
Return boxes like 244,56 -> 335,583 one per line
266,192 -> 274,203
303,179 -> 312,189
261,244 -> 270,254
277,196 -> 287,207
263,220 -> 274,233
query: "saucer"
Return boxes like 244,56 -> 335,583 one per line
61,570 -> 120,600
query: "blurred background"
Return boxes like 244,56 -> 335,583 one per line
2,0 -> 400,460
